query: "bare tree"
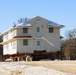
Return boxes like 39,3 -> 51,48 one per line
13,17 -> 28,26
64,29 -> 76,59
18,17 -> 28,23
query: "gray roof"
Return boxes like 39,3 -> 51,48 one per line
48,22 -> 60,26
16,22 -> 32,27
16,16 -> 63,27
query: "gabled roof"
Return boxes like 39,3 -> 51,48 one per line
0,16 -> 64,35
26,16 -> 51,22
26,16 -> 64,27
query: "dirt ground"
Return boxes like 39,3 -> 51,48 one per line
22,60 -> 76,74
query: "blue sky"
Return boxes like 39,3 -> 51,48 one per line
0,0 -> 76,38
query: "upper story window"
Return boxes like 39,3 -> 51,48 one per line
23,28 -> 28,33
37,27 -> 40,32
35,18 -> 41,21
49,28 -> 54,33
23,39 -> 28,46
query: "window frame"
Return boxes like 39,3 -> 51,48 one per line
49,28 -> 54,33
37,41 -> 40,46
37,27 -> 40,32
23,39 -> 28,46
23,28 -> 28,33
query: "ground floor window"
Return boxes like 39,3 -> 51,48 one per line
23,39 -> 28,46
37,41 -> 40,46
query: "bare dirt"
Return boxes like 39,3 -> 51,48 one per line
0,61 -> 76,75
23,60 -> 76,74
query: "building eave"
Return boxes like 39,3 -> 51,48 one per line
13,36 -> 32,39
16,26 -> 32,29
0,27 -> 14,36
0,36 -> 32,45
48,25 -> 64,28
13,36 -> 32,38
0,38 -> 16,45
0,26 -> 32,36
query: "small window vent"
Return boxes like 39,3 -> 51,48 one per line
35,18 -> 41,21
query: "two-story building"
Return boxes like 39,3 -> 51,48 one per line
0,16 -> 64,55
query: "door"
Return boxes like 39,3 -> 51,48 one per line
36,40 -> 41,50
35,25 -> 41,50
36,27 -> 41,37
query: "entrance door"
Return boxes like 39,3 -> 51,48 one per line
36,40 -> 41,50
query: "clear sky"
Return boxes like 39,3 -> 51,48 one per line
0,0 -> 76,38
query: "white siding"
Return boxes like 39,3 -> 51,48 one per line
17,39 -> 34,53
3,29 -> 17,42
17,28 -> 32,36
2,16 -> 62,55
10,41 -> 17,54
8,30 -> 12,40
12,29 -> 17,37
3,44 -> 9,55
27,18 -> 60,52
3,33 -> 8,42
3,41 -> 17,55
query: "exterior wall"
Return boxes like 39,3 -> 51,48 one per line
3,44 -> 9,55
17,28 -> 32,36
26,17 -> 60,52
45,28 -> 60,52
16,17 -> 60,53
12,28 -> 17,37
2,16 -> 61,55
3,32 -> 8,42
17,39 -> 34,53
3,28 -> 17,42
3,41 -> 17,55
3,29 -> 17,55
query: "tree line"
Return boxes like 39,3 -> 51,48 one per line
61,29 -> 76,59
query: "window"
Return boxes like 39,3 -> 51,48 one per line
23,28 -> 28,33
37,27 -> 40,32
35,18 -> 41,21
23,39 -> 28,45
49,28 -> 53,33
37,41 -> 40,46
